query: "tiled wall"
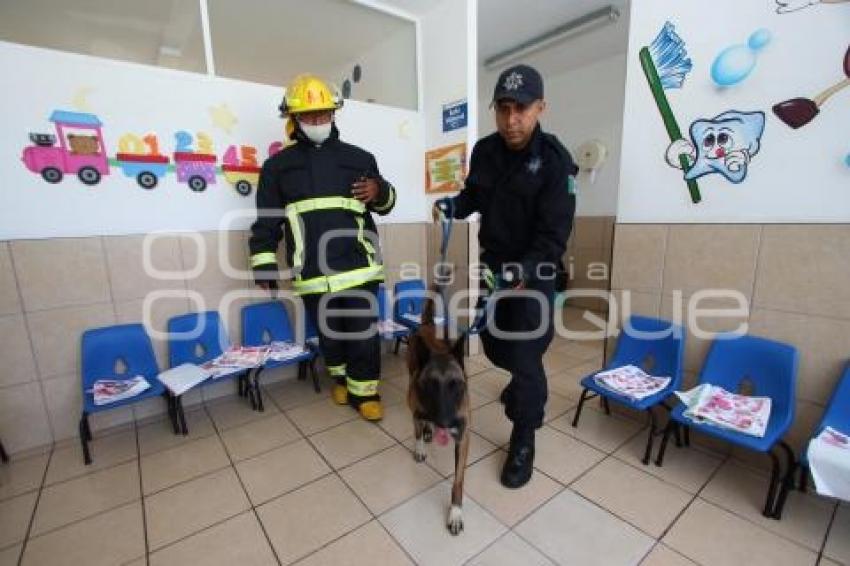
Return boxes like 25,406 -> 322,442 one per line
0,223 -> 433,455
565,217 -> 615,312
609,223 -> 850,454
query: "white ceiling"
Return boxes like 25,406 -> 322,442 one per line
368,0 -> 440,17
378,0 -> 631,76
479,0 -> 630,76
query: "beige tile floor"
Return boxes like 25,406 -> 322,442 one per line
1,339 -> 847,566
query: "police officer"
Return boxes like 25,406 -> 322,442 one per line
250,74 -> 396,422
436,64 -> 576,488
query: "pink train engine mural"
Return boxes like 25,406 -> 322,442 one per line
21,110 -> 282,196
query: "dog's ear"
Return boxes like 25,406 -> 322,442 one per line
451,334 -> 466,368
421,296 -> 435,326
407,333 -> 431,374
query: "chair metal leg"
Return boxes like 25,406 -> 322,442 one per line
238,372 -> 246,397
655,419 -> 677,466
661,402 -> 681,447
799,464 -> 809,492
601,396 -> 611,415
393,338 -> 401,355
683,426 -> 690,446
166,394 -> 180,435
245,369 -> 258,410
763,448 -> 782,518
253,368 -> 265,412
642,408 -> 657,465
572,389 -> 590,428
83,412 -> 93,442
177,396 -> 189,436
772,442 -> 797,520
79,413 -> 92,465
309,358 -> 320,393
0,439 -> 8,463
297,361 -> 306,381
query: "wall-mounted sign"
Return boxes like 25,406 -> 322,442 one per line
425,142 -> 466,193
442,99 -> 468,132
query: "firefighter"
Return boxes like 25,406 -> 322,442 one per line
435,64 -> 577,487
249,74 -> 396,421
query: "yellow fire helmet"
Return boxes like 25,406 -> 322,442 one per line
278,74 -> 343,117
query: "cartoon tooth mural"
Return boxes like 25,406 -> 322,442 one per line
665,111 -> 766,184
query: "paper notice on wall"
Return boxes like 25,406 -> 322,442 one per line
425,143 -> 466,193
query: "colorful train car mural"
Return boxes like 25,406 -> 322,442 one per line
21,110 -> 281,196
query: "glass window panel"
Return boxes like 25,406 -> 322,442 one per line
207,0 -> 418,110
0,0 -> 207,74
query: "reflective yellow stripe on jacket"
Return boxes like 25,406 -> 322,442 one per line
250,252 -> 278,268
371,184 -> 396,212
292,264 -> 385,295
284,197 -> 369,272
279,197 -> 382,294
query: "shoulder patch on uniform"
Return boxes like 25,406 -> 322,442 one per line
543,133 -> 579,177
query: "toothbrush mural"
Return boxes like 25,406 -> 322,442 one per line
20,110 -> 280,195
639,22 -> 702,203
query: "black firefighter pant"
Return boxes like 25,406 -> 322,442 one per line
481,279 -> 555,431
302,282 -> 381,405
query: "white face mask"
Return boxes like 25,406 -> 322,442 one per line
298,120 -> 332,145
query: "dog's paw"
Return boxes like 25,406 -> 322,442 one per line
423,424 -> 433,443
413,439 -> 427,463
446,505 -> 464,535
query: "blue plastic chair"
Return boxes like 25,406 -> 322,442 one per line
167,311 -> 250,434
394,279 -> 426,328
783,363 -> 850,514
242,301 -> 318,411
80,323 -> 167,464
572,316 -> 686,465
656,333 -> 799,519
303,313 -> 320,347
393,279 -> 426,353
297,310 -> 323,381
378,284 -> 411,347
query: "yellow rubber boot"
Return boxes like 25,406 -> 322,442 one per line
358,400 -> 384,422
331,384 -> 348,405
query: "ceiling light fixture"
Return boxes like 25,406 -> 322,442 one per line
483,5 -> 620,71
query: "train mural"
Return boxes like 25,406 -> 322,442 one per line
21,110 -> 285,196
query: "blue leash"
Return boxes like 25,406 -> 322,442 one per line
436,200 -> 498,338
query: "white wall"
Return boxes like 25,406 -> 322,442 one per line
618,1 -> 850,223
479,54 -> 626,217
329,23 -> 418,111
0,40 -> 427,239
421,0 -> 470,151
418,0 -> 476,213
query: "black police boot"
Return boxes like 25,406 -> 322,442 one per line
501,426 -> 535,489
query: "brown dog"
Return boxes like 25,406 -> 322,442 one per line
407,298 -> 470,535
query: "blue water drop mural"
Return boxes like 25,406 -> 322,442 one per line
711,29 -> 772,87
